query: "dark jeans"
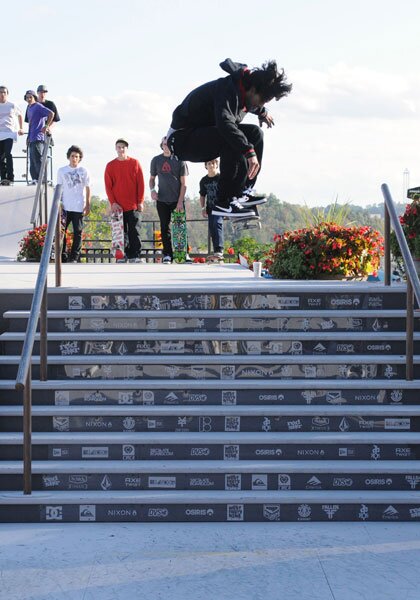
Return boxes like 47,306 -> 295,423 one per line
123,209 -> 142,259
156,201 -> 178,258
169,123 -> 263,206
29,140 -> 45,181
0,138 -> 14,182
208,212 -> 224,253
62,211 -> 84,261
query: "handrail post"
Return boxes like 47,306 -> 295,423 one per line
384,205 -> 391,286
406,278 -> 414,380
40,283 -> 48,381
55,202 -> 62,287
23,363 -> 32,495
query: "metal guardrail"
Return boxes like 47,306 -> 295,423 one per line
381,183 -> 420,380
15,184 -> 62,494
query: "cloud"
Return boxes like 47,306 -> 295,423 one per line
281,63 -> 419,121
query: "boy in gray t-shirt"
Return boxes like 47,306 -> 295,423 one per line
149,137 -> 189,263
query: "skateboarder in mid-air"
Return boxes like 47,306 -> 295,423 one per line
166,58 -> 292,218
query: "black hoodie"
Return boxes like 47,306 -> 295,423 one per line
170,59 -> 266,157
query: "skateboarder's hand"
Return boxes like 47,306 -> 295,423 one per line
151,190 -> 158,201
259,113 -> 275,128
176,201 -> 185,212
111,202 -> 121,214
137,203 -> 144,212
84,204 -> 91,216
247,156 -> 260,179
201,208 -> 208,218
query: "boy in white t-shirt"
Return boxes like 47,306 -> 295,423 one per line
57,145 -> 91,263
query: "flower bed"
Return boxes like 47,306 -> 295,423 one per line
264,222 -> 384,280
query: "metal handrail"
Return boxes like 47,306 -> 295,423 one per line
30,134 -> 51,226
381,183 -> 420,380
15,184 -> 62,494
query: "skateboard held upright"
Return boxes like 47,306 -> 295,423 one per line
172,210 -> 188,263
110,205 -> 125,261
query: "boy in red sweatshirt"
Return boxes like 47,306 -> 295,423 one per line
104,138 -> 145,261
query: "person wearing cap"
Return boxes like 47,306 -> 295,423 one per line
25,85 -> 60,145
149,137 -> 189,264
24,90 -> 54,184
0,86 -> 24,185
104,138 -> 145,262
166,58 -> 292,218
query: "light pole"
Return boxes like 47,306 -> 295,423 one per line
403,168 -> 410,200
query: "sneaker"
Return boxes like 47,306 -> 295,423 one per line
185,254 -> 193,264
0,179 -> 10,186
162,255 -> 172,264
237,194 -> 267,207
212,199 -> 255,218
214,252 -> 224,260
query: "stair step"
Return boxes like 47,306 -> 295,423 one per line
1,431 -> 419,444
0,489 -> 419,504
2,404 -> 420,416
2,459 -> 420,474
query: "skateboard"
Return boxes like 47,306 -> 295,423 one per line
207,254 -> 224,263
232,205 -> 261,231
172,210 -> 188,263
110,205 -> 125,261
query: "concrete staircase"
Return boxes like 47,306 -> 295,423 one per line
0,284 -> 419,522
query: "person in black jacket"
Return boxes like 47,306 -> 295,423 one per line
167,59 -> 292,218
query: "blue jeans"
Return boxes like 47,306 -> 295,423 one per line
208,212 -> 224,253
29,141 -> 45,181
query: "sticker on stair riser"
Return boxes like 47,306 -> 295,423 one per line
61,292 -> 405,312
13,339 -> 408,357
46,388 -> 413,407
52,363 -> 409,381
42,415 -> 417,433
27,472 -> 420,492
25,502 -> 420,523
43,316 -> 416,334
29,444 -> 417,463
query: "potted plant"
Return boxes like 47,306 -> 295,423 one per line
390,194 -> 420,276
17,224 -> 48,261
263,223 -> 384,280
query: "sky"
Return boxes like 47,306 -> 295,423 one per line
3,0 -> 420,206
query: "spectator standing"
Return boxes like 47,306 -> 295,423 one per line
149,138 -> 189,264
25,90 -> 54,184
199,159 -> 224,259
104,138 -> 145,262
57,145 -> 91,263
25,85 -> 60,144
0,86 -> 24,185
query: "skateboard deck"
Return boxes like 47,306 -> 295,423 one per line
172,210 -> 188,263
110,205 -> 125,261
207,254 -> 224,263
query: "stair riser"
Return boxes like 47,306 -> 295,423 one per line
1,387 -> 416,406
2,363 -> 415,381
0,443 -> 417,461
3,291 -> 406,312
3,472 -> 420,492
2,415 -> 419,433
4,339 -> 419,356
7,316 -> 419,333
0,502 -> 419,522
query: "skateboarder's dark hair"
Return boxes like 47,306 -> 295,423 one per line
66,145 -> 83,159
243,60 -> 292,102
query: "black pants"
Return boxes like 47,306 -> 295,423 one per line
123,209 -> 142,259
62,211 -> 84,261
156,201 -> 178,258
169,123 -> 263,206
0,138 -> 14,182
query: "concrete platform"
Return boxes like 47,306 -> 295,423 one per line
0,260 -> 400,292
0,521 -> 419,599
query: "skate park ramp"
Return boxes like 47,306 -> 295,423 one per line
0,187 -> 36,260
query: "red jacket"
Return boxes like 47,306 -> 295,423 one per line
104,157 -> 145,211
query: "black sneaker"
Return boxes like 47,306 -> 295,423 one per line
232,206 -> 260,221
237,192 -> 267,207
212,199 -> 255,218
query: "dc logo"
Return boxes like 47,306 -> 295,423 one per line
45,506 -> 63,521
